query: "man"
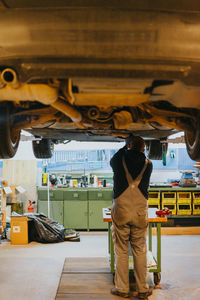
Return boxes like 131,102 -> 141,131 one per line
110,135 -> 153,299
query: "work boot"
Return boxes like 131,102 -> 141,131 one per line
137,289 -> 153,299
110,287 -> 130,298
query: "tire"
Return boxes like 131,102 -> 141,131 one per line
146,140 -> 163,160
32,138 -> 54,159
185,118 -> 200,160
0,105 -> 20,158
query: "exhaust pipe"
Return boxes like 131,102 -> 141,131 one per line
51,99 -> 82,123
0,68 -> 20,88
0,72 -> 5,88
0,71 -> 82,123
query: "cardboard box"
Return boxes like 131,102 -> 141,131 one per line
11,216 -> 29,245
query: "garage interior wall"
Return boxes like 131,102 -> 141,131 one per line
2,160 -> 37,210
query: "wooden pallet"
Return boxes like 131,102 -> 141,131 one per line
55,257 -> 138,299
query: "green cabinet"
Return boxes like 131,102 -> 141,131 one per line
64,200 -> 88,230
50,189 -> 63,201
89,200 -> 112,229
88,189 -> 113,229
38,188 -> 48,201
63,189 -> 88,230
38,200 -> 64,225
63,189 -> 87,200
38,188 -> 63,201
37,188 -> 113,230
88,189 -> 113,200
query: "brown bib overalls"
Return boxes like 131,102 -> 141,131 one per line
111,157 -> 149,294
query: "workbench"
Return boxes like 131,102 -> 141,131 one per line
103,207 -> 167,285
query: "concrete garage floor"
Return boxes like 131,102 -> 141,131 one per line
0,231 -> 200,300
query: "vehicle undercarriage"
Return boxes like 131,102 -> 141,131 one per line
0,1 -> 200,160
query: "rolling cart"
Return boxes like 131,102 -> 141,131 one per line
103,207 -> 167,286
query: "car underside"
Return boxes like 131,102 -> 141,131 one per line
0,1 -> 200,160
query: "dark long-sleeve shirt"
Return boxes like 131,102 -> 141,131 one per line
110,146 -> 153,199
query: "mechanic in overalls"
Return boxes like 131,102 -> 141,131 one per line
110,135 -> 153,299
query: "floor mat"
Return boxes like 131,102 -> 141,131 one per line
55,257 -> 139,299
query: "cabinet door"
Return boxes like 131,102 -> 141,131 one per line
64,200 -> 88,230
38,201 -> 48,215
38,201 -> 64,225
38,188 -> 48,200
89,200 -> 112,229
51,201 -> 64,225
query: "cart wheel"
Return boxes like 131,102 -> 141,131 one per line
153,272 -> 161,285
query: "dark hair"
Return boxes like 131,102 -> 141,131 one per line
126,135 -> 145,151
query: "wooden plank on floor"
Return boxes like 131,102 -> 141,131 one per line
56,257 -> 138,300
63,257 -> 110,273
56,273 -> 137,299
57,273 -> 113,294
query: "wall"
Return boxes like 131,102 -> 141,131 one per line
150,170 -> 181,184
0,141 -> 197,192
37,144 -> 197,185
2,159 -> 37,211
